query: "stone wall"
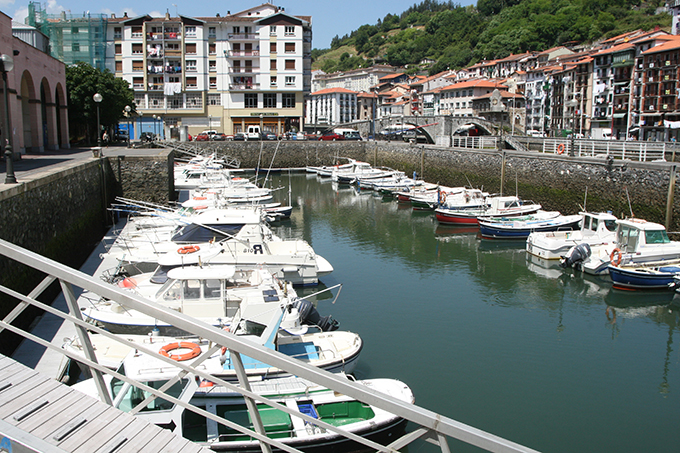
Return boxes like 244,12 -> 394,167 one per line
186,140 -> 679,231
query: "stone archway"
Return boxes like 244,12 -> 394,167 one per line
19,70 -> 38,153
54,82 -> 69,149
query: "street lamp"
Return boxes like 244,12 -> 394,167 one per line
124,105 -> 131,147
93,93 -> 103,149
152,115 -> 157,139
1,53 -> 16,184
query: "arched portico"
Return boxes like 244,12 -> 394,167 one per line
20,70 -> 39,153
54,83 -> 69,149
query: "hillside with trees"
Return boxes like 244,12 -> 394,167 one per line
313,0 -> 672,75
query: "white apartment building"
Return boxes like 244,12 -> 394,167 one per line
306,87 -> 357,127
103,3 -> 310,137
435,79 -> 507,116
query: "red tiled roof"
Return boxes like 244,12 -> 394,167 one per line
310,87 -> 358,95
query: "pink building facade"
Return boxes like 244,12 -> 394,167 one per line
0,12 -> 69,155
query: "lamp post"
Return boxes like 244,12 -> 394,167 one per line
152,115 -> 157,139
124,105 -> 131,147
93,93 -> 102,149
1,53 -> 16,184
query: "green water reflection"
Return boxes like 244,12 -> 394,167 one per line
270,173 -> 680,453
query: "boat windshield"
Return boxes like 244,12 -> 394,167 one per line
111,366 -> 190,413
172,223 -> 245,243
645,229 -> 671,244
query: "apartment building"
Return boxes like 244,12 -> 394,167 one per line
305,87 -> 357,127
311,65 -> 397,93
30,2 -> 311,137
435,79 -> 507,116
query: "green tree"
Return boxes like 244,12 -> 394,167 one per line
65,62 -> 134,144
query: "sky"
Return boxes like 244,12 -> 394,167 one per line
4,0 -> 476,49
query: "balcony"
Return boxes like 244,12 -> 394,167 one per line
228,33 -> 258,40
229,83 -> 260,90
228,50 -> 260,57
148,83 -> 163,91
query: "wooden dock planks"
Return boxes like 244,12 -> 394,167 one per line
0,353 -> 213,453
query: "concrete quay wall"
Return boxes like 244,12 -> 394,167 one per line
212,140 -> 679,231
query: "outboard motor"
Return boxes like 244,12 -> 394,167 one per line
294,299 -> 339,332
560,243 -> 592,269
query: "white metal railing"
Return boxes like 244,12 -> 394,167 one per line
538,138 -> 668,162
451,136 -> 499,150
0,238 -> 539,453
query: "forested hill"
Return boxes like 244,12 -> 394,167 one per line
312,0 -> 672,76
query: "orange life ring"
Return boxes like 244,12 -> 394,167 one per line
440,192 -> 447,203
178,245 -> 200,254
159,341 -> 201,361
610,248 -> 622,267
557,143 -> 565,154
193,196 -> 207,200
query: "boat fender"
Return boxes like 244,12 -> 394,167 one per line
219,326 -> 231,363
610,248 -> 622,267
159,341 -> 201,361
178,245 -> 200,254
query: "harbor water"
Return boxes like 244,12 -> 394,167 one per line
266,172 -> 680,453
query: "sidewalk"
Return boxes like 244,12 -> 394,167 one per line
0,144 -> 170,192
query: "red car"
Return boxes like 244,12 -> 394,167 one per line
195,132 -> 211,141
320,132 -> 345,141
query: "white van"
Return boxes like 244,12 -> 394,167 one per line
246,125 -> 261,140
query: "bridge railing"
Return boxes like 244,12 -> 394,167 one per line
450,136 -> 499,150
0,238 -> 540,453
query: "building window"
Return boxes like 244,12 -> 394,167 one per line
186,60 -> 197,72
285,76 -> 295,86
263,93 -> 276,108
282,93 -> 295,108
134,94 -> 146,109
114,27 -> 122,39
165,42 -> 180,51
285,42 -> 295,53
270,76 -> 277,86
115,43 -> 122,55
187,93 -> 202,108
186,77 -> 197,88
132,76 -> 143,88
270,25 -> 276,35
149,94 -> 164,108
185,26 -> 196,37
285,60 -> 295,70
285,26 -> 294,36
209,77 -> 217,88
72,42 -> 80,52
232,26 -> 240,34
132,43 -> 143,54
208,27 -> 216,38
132,60 -> 143,72
131,26 -> 143,38
245,93 -> 257,108
244,26 -> 252,34
270,59 -> 277,70
208,93 -> 221,105
270,42 -> 277,53
209,43 -> 216,55
115,61 -> 123,72
185,43 -> 197,54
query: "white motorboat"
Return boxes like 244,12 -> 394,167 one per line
526,211 -> 618,260
104,207 -> 333,286
566,217 -> 680,275
478,211 -> 581,240
307,158 -> 369,177
434,195 -> 541,225
410,186 -> 467,210
73,363 -> 413,453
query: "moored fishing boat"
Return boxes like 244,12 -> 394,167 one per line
478,211 -> 581,240
434,195 -> 541,225
564,217 -> 680,275
526,211 -> 618,260
608,261 -> 680,290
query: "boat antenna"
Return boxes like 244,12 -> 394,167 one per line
515,172 -> 518,197
580,186 -> 588,212
255,139 -> 264,185
464,174 -> 473,189
263,138 -> 282,188
625,186 -> 634,217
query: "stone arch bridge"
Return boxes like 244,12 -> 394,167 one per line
341,116 -> 499,145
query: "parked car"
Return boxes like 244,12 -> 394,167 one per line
304,133 -> 320,141
140,132 -> 156,142
261,131 -> 278,140
195,132 -> 211,142
233,132 -> 247,141
343,131 -> 362,141
114,130 -> 129,142
212,133 -> 227,141
320,132 -> 345,141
